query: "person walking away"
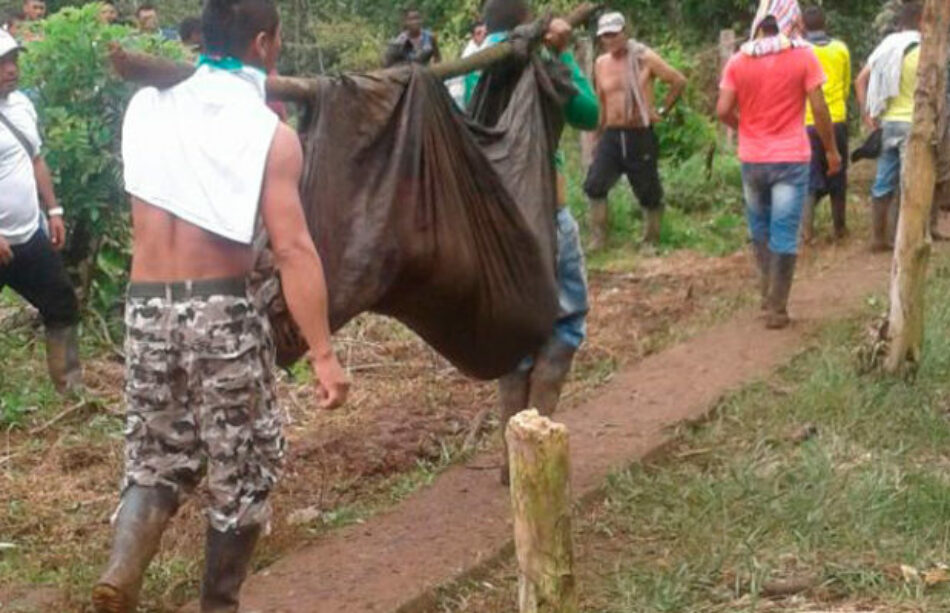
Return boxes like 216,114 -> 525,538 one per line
801,6 -> 851,242
717,14 -> 841,330
91,0 -> 350,610
0,30 -> 81,394
855,2 -> 926,251
469,0 -> 599,484
583,12 -> 686,250
383,7 -> 441,68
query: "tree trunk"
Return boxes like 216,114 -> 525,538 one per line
574,35 -> 597,171
506,410 -> 576,613
885,0 -> 950,374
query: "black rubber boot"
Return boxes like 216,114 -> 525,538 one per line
931,199 -> 947,241
752,240 -> 770,311
46,325 -> 82,395
642,206 -> 664,246
200,525 -> 262,613
588,198 -> 609,251
92,485 -> 179,613
870,196 -> 892,252
800,195 -> 816,243
527,338 -> 577,418
765,253 -> 797,330
831,194 -> 848,239
497,370 -> 530,486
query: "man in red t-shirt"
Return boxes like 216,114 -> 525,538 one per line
717,15 -> 841,330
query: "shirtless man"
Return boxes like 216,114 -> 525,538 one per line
584,12 -> 687,250
92,0 -> 349,610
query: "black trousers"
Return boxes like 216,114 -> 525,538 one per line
0,230 -> 80,329
583,127 -> 664,210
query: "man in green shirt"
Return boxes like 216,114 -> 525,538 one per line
467,0 -> 599,484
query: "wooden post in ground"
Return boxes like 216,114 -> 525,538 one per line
885,0 -> 950,373
575,35 -> 597,171
506,410 -> 576,613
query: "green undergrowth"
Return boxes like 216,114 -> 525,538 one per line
440,252 -> 950,612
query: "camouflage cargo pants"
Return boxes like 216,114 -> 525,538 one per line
122,281 -> 285,532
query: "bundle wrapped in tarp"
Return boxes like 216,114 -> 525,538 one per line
266,58 -> 564,380
113,28 -> 571,380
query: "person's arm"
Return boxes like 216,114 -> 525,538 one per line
33,156 -> 66,250
716,87 -> 739,130
808,88 -> 842,176
643,49 -> 687,117
261,123 -> 350,410
559,50 -> 599,130
0,236 -> 12,265
854,63 -> 876,131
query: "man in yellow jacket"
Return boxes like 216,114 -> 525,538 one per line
802,5 -> 851,242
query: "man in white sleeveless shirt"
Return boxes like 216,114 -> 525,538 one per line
0,29 -> 82,394
92,1 -> 349,611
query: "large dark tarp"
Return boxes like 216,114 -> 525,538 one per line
263,58 -> 566,380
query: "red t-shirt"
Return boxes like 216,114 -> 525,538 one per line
720,47 -> 826,164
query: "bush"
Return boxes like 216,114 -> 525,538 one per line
18,3 -> 184,314
662,146 -> 743,215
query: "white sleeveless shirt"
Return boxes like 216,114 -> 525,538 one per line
122,65 -> 279,245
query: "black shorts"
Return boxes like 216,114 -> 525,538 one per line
583,127 -> 664,210
0,229 -> 79,329
808,123 -> 849,199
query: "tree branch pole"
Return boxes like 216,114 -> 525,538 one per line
506,410 -> 576,613
110,3 -> 600,102
885,0 -> 950,373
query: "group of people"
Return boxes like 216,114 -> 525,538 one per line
3,0 -> 200,46
0,0 -> 938,611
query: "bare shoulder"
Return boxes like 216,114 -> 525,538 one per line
267,123 -> 304,171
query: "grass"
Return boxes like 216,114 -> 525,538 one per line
560,134 -> 749,270
439,251 -> 950,612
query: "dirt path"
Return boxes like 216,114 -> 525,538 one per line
205,243 -> 900,613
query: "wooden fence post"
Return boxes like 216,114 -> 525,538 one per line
885,0 -> 950,373
506,409 -> 576,613
575,35 -> 597,171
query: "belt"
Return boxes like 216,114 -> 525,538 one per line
128,277 -> 248,300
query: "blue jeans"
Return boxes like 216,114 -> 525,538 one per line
741,162 -> 810,255
871,121 -> 912,199
514,208 -> 590,372
553,207 -> 589,349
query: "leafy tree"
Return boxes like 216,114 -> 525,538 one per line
17,3 -> 183,313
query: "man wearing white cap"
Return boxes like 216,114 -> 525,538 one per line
583,11 -> 686,250
0,29 -> 81,393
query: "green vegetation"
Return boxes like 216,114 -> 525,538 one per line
440,252 -> 950,613
16,5 -> 183,315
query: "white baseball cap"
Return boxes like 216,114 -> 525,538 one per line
0,29 -> 24,59
597,12 -> 626,37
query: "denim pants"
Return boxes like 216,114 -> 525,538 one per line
513,207 -> 590,373
741,162 -> 810,255
871,121 -> 912,200
553,207 -> 589,349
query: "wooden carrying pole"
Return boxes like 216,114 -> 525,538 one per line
506,410 -> 576,613
110,3 -> 599,102
885,0 -> 950,373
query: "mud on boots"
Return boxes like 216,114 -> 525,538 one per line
92,485 -> 179,612
94,0 -> 350,608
